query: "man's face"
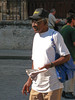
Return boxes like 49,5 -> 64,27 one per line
72,18 -> 75,27
32,19 -> 45,33
53,11 -> 56,15
73,19 -> 75,27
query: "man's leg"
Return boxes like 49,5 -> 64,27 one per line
29,89 -> 43,100
64,78 -> 74,92
64,61 -> 75,93
43,88 -> 62,100
62,71 -> 75,98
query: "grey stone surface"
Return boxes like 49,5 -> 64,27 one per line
0,50 -> 32,59
0,59 -> 32,100
0,24 -> 34,50
0,59 -> 75,100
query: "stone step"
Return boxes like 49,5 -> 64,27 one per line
0,50 -> 32,60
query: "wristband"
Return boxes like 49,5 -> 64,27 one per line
50,62 -> 54,68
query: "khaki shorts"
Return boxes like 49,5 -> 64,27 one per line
29,88 -> 62,100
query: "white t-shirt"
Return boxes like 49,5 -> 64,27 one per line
48,13 -> 57,27
32,29 -> 70,93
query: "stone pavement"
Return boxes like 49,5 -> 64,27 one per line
0,50 -> 75,100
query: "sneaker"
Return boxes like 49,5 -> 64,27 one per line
62,91 -> 75,99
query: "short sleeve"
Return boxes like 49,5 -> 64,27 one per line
31,36 -> 35,60
54,32 -> 70,56
71,29 -> 75,42
53,15 -> 57,22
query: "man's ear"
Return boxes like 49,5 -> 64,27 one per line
43,19 -> 48,25
73,42 -> 75,46
72,19 -> 74,22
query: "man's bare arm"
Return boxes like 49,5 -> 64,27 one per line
39,54 -> 70,69
22,61 -> 34,95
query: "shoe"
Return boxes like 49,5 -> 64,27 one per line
62,91 -> 75,99
62,91 -> 65,97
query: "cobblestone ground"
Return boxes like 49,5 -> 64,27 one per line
0,59 -> 31,100
0,59 -> 75,100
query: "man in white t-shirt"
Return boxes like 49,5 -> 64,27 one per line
22,8 -> 70,100
48,8 -> 61,30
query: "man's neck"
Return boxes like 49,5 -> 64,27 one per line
39,26 -> 48,34
67,23 -> 73,27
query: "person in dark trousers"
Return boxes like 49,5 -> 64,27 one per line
22,8 -> 70,100
60,15 -> 75,99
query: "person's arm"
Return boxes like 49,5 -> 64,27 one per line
22,61 -> 34,95
72,29 -> 75,46
73,42 -> 75,46
55,19 -> 61,24
39,32 -> 70,70
53,15 -> 61,24
39,54 -> 70,69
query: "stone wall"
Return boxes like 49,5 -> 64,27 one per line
0,21 -> 34,50
0,0 -> 28,21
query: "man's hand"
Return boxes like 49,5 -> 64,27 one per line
39,63 -> 51,70
22,77 -> 32,95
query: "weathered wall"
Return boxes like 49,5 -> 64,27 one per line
0,21 -> 34,50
